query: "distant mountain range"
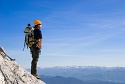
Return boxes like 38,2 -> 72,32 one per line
27,66 -> 125,84
40,75 -> 124,84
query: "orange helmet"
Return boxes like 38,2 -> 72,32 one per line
34,20 -> 42,26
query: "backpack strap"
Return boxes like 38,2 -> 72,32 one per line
22,35 -> 27,51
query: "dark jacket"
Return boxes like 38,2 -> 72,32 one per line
34,28 -> 42,40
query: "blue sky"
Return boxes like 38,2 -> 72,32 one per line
0,0 -> 125,68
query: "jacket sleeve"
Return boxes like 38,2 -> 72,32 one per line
34,29 -> 42,39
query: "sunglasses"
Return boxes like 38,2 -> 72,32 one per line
38,24 -> 42,25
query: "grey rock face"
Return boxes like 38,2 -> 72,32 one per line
0,47 -> 46,84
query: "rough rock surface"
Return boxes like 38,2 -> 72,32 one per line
0,52 -> 46,84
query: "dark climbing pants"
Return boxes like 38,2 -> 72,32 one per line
30,45 -> 40,75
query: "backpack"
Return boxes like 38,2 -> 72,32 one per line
23,24 -> 36,50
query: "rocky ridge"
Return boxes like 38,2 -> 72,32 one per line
0,48 -> 46,84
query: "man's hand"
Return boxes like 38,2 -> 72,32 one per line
37,38 -> 42,48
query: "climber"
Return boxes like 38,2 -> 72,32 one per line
30,20 -> 42,79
